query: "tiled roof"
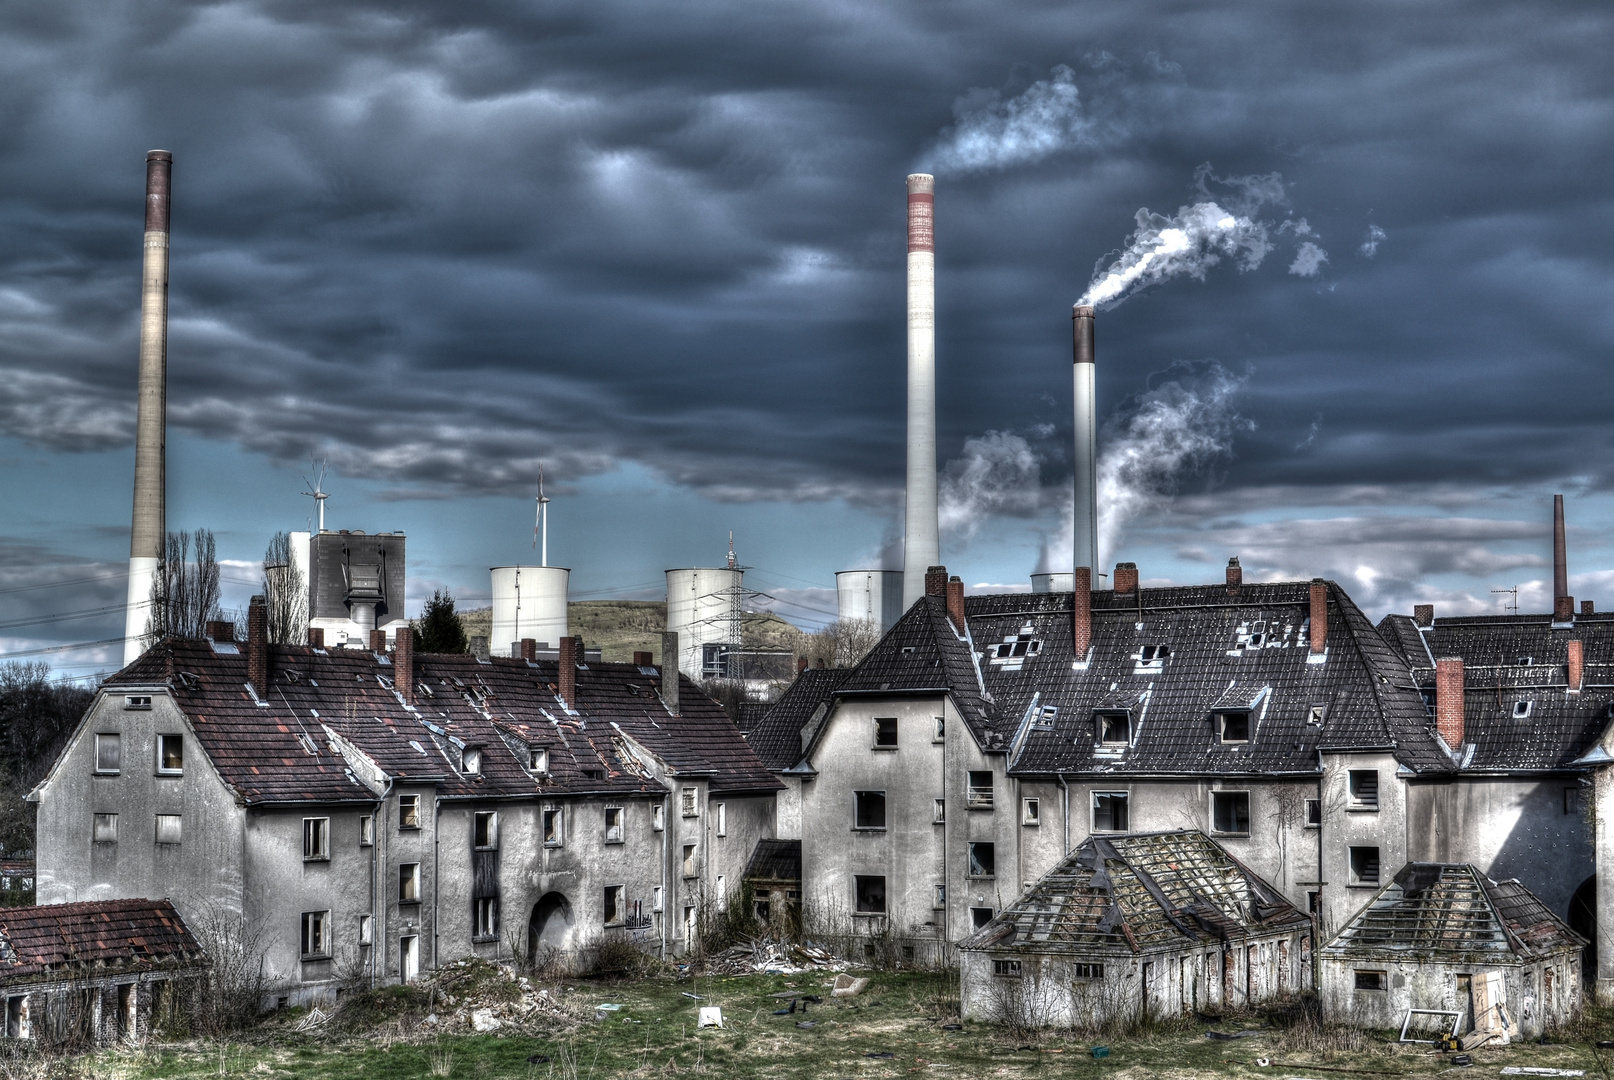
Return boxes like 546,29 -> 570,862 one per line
743,838 -> 801,882
1320,862 -> 1584,963
959,830 -> 1308,956
745,668 -> 851,771
0,899 -> 206,979
1377,612 -> 1614,771
101,640 -> 778,804
772,581 -> 1449,779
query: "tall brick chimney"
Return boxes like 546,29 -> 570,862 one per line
1309,579 -> 1328,655
369,629 -> 386,652
395,626 -> 415,705
945,576 -> 966,632
307,627 -> 324,648
660,631 -> 680,715
1072,566 -> 1092,660
1568,639 -> 1584,694
247,595 -> 268,692
1436,656 -> 1464,748
520,638 -> 537,662
1113,562 -> 1138,595
1413,604 -> 1434,628
558,636 -> 578,704
1225,556 -> 1242,593
796,656 -> 809,675
925,565 -> 948,598
207,620 -> 235,643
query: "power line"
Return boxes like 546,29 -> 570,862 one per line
0,637 -> 126,661
0,571 -> 128,597
0,604 -> 127,632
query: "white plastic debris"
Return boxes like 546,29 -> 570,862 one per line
470,1008 -> 502,1032
697,1006 -> 724,1028
1501,1071 -> 1585,1077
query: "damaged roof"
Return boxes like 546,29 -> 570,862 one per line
1378,612 -> 1614,771
745,667 -> 850,771
0,899 -> 206,980
761,579 -> 1449,779
743,838 -> 801,883
1320,862 -> 1585,963
959,829 -> 1308,956
96,639 -> 778,806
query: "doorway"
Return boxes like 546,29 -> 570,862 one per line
528,893 -> 574,960
400,936 -> 419,982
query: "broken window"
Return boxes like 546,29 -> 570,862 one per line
124,694 -> 152,710
1092,792 -> 1129,832
155,814 -> 182,846
1309,704 -> 1327,725
300,911 -> 330,958
681,787 -> 699,817
398,794 -> 420,829
528,748 -> 549,774
1097,711 -> 1131,746
474,811 -> 498,849
1211,791 -> 1250,835
1513,699 -> 1533,719
933,884 -> 946,909
988,626 -> 1044,671
854,875 -> 886,914
1354,969 -> 1386,991
1072,963 -> 1104,979
604,807 -> 624,844
93,813 -> 117,844
157,734 -> 183,774
992,959 -> 1022,978
652,886 -> 664,912
1349,847 -> 1380,886
303,818 -> 329,859
399,863 -> 421,903
682,844 -> 697,877
461,747 -> 481,774
967,771 -> 994,809
360,815 -> 375,846
1135,644 -> 1170,674
1306,799 -> 1322,826
933,798 -> 946,823
968,842 -> 996,878
1215,710 -> 1251,744
1348,770 -> 1379,810
971,907 -> 994,929
94,734 -> 121,774
1032,706 -> 1058,730
854,791 -> 887,829
542,808 -> 563,847
358,914 -> 373,946
934,716 -> 945,741
652,803 -> 666,831
474,897 -> 498,939
1021,798 -> 1040,826
603,885 -> 625,926
873,717 -> 898,748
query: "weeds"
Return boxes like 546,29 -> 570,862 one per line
427,1046 -> 454,1077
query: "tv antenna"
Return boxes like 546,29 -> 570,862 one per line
1491,585 -> 1518,616
534,465 -> 551,566
301,458 -> 330,533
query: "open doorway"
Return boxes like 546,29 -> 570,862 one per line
1569,876 -> 1596,983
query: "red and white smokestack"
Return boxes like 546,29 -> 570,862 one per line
901,174 -> 940,610
123,150 -> 172,667
1553,494 -> 1574,622
1072,305 -> 1098,576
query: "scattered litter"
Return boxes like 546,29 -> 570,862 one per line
697,1006 -> 724,1029
1450,1054 -> 1472,1066
681,992 -> 705,1000
796,1020 -> 816,1029
865,1051 -> 894,1059
1598,1041 -> 1614,1050
769,991 -> 800,998
772,1004 -> 795,1016
293,1005 -> 328,1032
1501,1070 -> 1585,1077
1091,1046 -> 1110,1058
526,1055 -> 550,1065
423,1013 -> 438,1026
941,1024 -> 963,1031
596,1003 -> 623,1011
831,974 -> 870,998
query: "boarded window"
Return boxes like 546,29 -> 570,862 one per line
94,734 -> 121,774
854,791 -> 887,829
681,788 -> 699,817
854,875 -> 886,914
873,717 -> 898,748
358,914 -> 373,945
1092,792 -> 1129,832
1348,770 -> 1379,810
155,814 -> 182,845
303,818 -> 328,859
716,802 -> 726,836
1212,791 -> 1250,834
968,842 -> 996,878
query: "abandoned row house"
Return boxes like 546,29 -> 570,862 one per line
28,607 -> 777,1007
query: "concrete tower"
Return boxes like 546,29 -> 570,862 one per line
123,151 -> 172,667
902,173 -> 939,609
1072,304 -> 1098,575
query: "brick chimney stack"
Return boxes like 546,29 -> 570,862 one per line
369,629 -> 386,652
558,636 -> 578,704
1414,604 -> 1434,628
520,638 -> 537,662
1583,600 -> 1596,616
1568,639 -> 1584,694
207,620 -> 234,643
1072,567 -> 1092,660
796,656 -> 809,675
247,595 -> 268,692
660,631 -> 680,715
307,627 -> 324,648
395,626 -> 415,705
633,651 -> 652,667
925,565 -> 948,598
1113,562 -> 1138,595
1225,556 -> 1242,593
1309,579 -> 1328,655
1436,656 -> 1465,748
945,576 -> 966,632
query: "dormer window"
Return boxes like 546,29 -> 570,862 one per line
1033,706 -> 1057,730
1513,700 -> 1533,719
1215,710 -> 1251,744
528,748 -> 548,774
987,627 -> 1043,671
1135,645 -> 1170,674
462,747 -> 482,774
1096,711 -> 1131,746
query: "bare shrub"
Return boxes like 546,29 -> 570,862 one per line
185,899 -> 273,1034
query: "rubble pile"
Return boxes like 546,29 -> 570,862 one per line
695,939 -> 842,976
414,958 -> 582,1035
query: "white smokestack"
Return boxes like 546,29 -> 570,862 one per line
1071,304 -> 1097,576
902,173 -> 939,609
123,150 -> 172,667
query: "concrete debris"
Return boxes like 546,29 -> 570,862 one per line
831,974 -> 870,998
696,938 -> 842,976
293,1006 -> 329,1031
470,1009 -> 502,1032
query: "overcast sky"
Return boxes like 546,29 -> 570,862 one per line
4,0 -> 1614,677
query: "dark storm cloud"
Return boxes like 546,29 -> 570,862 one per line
0,0 -> 1611,506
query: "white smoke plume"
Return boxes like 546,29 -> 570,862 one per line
1095,363 -> 1251,568
1359,224 -> 1386,257
927,65 -> 1097,174
1079,201 -> 1274,307
1289,241 -> 1328,277
939,430 -> 1043,542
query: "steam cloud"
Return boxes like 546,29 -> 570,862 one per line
939,431 -> 1043,541
1289,241 -> 1328,277
1359,224 -> 1387,257
927,65 -> 1097,174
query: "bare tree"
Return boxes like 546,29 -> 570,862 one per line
145,529 -> 222,644
263,531 -> 308,645
805,618 -> 882,669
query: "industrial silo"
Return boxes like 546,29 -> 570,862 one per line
835,570 -> 904,631
1031,572 -> 1074,593
665,567 -> 743,681
491,566 -> 570,657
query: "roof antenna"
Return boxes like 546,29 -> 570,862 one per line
535,464 -> 551,567
301,458 -> 330,533
1490,585 -> 1518,616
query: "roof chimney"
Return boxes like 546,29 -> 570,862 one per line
1309,579 -> 1328,655
1554,494 -> 1573,622
369,629 -> 386,653
307,627 -> 324,649
123,151 -> 173,668
902,174 -> 940,611
945,576 -> 966,632
558,636 -> 578,705
633,651 -> 652,667
1225,556 -> 1242,593
1072,566 -> 1092,660
395,626 -> 415,705
1113,562 -> 1138,595
1414,604 -> 1434,628
659,631 -> 680,715
925,565 -> 948,598
1436,656 -> 1465,748
1072,304 -> 1098,575
1583,600 -> 1596,616
520,638 -> 537,662
247,595 -> 268,691
796,656 -> 809,675
207,620 -> 235,644
1567,639 -> 1584,694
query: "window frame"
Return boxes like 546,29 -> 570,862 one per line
1021,797 -> 1040,826
528,747 -> 549,774
1210,790 -> 1251,836
358,913 -> 373,946
1092,791 -> 1130,832
652,803 -> 666,831
1072,962 -> 1104,979
681,844 -> 697,878
461,747 -> 482,775
933,716 -> 945,742
853,790 -> 888,831
300,910 -> 331,960
992,959 -> 1022,978
1349,846 -> 1381,887
1347,769 -> 1380,811
398,794 -> 421,830
680,787 -> 699,818
932,884 -> 946,909
1215,710 -> 1252,745
853,874 -> 887,915
474,896 -> 499,940
604,806 -> 624,845
359,815 -> 375,847
652,885 -> 664,912
542,806 -> 564,847
1096,711 -> 1131,746
872,716 -> 898,749
154,813 -> 182,846
303,817 -> 330,861
1306,799 -> 1322,827
933,798 -> 946,824
966,771 -> 994,810
602,885 -> 626,927
474,811 -> 498,850
1354,969 -> 1387,991
715,802 -> 727,837
156,734 -> 184,775
967,841 -> 996,879
93,733 -> 122,775
399,862 -> 421,904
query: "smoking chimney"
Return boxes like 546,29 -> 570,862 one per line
1554,494 -> 1574,622
122,150 -> 173,667
901,174 -> 940,610
1072,304 -> 1098,576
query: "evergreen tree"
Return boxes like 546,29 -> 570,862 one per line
417,589 -> 468,654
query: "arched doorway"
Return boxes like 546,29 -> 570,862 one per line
529,892 -> 573,960
1568,876 -> 1596,983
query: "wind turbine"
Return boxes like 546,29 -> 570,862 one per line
302,458 -> 330,533
535,465 -> 551,567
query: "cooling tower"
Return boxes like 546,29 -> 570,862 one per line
491,566 -> 570,657
665,567 -> 743,681
835,569 -> 904,632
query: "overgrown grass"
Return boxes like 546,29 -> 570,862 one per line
23,975 -> 1614,1079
